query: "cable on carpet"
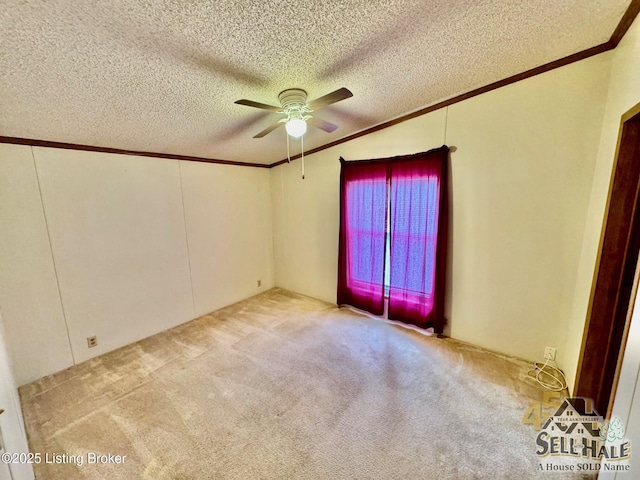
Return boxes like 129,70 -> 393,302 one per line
527,356 -> 568,392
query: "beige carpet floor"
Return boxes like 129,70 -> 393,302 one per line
20,288 -> 586,479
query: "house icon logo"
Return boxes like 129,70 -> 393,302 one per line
533,397 -> 631,473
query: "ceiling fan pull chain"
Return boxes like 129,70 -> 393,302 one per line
287,133 -> 291,163
301,135 -> 305,180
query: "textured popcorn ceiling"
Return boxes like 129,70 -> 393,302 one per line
0,0 -> 632,165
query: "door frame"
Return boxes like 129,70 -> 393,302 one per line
574,101 -> 640,418
0,311 -> 34,480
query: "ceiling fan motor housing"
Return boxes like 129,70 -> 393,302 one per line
278,88 -> 308,112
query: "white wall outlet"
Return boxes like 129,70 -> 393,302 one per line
544,346 -> 556,361
87,336 -> 98,348
257,280 -> 261,287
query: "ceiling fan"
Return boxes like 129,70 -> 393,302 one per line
235,87 -> 353,138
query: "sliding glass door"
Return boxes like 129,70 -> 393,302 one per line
337,146 -> 449,332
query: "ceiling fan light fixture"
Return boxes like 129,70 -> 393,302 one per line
235,87 -> 352,140
235,87 -> 352,179
285,118 -> 307,137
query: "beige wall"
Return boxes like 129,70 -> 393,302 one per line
34,148 -> 195,365
180,161 -> 273,317
0,144 -> 74,385
445,55 -> 611,366
564,15 -> 640,393
271,52 -> 611,369
0,146 -> 273,385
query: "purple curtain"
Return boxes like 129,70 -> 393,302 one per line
388,149 -> 448,332
337,160 -> 388,315
337,146 -> 449,332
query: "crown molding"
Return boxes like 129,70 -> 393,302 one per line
0,136 -> 270,168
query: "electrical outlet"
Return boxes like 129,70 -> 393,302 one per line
257,279 -> 261,287
544,346 -> 556,361
87,336 -> 98,348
